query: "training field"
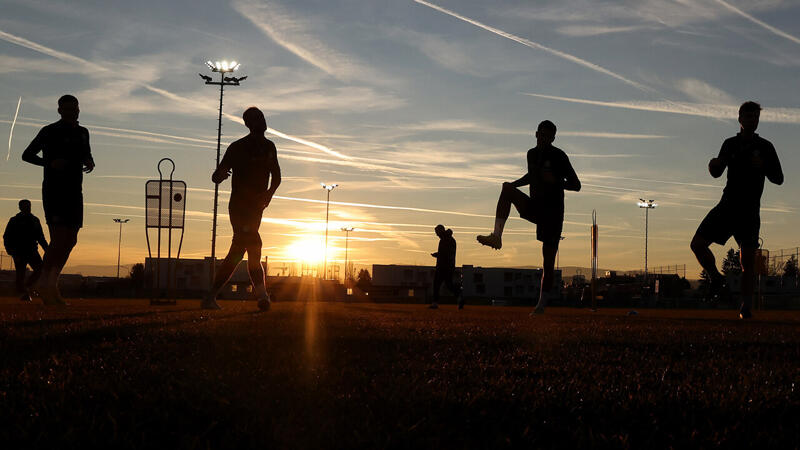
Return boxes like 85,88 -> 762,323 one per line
1,299 -> 799,449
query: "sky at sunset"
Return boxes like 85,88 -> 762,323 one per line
2,0 -> 800,277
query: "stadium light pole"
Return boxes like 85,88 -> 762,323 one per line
199,60 -> 247,285
341,226 -> 354,284
113,218 -> 130,278
321,183 -> 338,279
637,199 -> 657,281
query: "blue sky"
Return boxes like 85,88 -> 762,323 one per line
2,0 -> 800,277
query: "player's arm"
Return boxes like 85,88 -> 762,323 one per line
561,154 -> 581,192
36,219 -> 49,251
3,220 -> 13,255
266,147 -> 282,196
765,144 -> 784,185
708,142 -> 728,178
82,128 -> 95,173
21,129 -> 46,167
212,144 -> 234,184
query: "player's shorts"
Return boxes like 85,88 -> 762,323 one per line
42,189 -> 83,228
696,201 -> 760,248
510,189 -> 564,246
228,199 -> 265,247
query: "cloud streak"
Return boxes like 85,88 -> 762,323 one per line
524,93 -> 800,124
6,97 -> 21,161
413,0 -> 652,92
713,0 -> 800,46
0,27 -> 353,161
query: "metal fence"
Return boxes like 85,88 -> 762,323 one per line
765,247 -> 800,277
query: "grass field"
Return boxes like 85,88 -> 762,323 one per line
1,298 -> 799,449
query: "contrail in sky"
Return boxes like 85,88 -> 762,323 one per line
0,28 -> 351,161
524,92 -> 800,124
413,0 -> 652,92
7,96 -> 21,161
713,0 -> 800,45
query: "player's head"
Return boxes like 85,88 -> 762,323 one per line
243,107 -> 267,133
57,95 -> 80,123
18,199 -> 31,213
738,101 -> 761,133
536,120 -> 557,146
435,224 -> 445,237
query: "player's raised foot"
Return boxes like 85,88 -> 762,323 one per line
201,294 -> 221,310
476,233 -> 502,250
257,294 -> 271,312
739,308 -> 753,320
429,302 -> 439,309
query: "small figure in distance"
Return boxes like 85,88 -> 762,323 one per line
204,107 -> 281,311
430,224 -> 464,310
3,199 -> 49,302
21,95 -> 94,306
690,101 -> 783,320
477,120 -> 580,315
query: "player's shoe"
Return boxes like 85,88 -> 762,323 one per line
530,306 -> 545,316
476,233 -> 502,250
257,294 -> 272,312
428,302 -> 439,309
19,292 -> 32,302
201,294 -> 221,310
739,307 -> 753,320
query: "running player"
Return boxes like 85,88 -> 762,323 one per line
430,224 -> 463,310
3,199 -> 48,302
22,95 -> 94,306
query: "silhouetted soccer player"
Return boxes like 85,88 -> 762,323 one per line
690,101 -> 783,319
22,95 -> 94,306
477,120 -> 580,314
430,224 -> 463,310
3,199 -> 48,302
203,107 -> 281,310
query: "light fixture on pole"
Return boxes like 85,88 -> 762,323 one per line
113,218 -> 130,278
341,226 -> 354,283
199,60 -> 247,286
321,183 -> 338,279
637,198 -> 657,281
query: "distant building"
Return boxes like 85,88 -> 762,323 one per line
371,264 -> 561,305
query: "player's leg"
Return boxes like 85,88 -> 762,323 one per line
533,242 -> 558,314
478,183 -> 531,250
26,251 -> 43,299
38,225 -> 77,305
244,232 -> 271,311
12,255 -> 30,301
204,241 -> 246,309
443,269 -> 464,309
430,268 -> 442,309
739,246 -> 756,318
690,233 -> 722,278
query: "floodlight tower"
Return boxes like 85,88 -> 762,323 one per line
637,198 -> 657,281
199,60 -> 247,282
341,226 -> 355,283
321,183 -> 338,279
113,218 -> 130,278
